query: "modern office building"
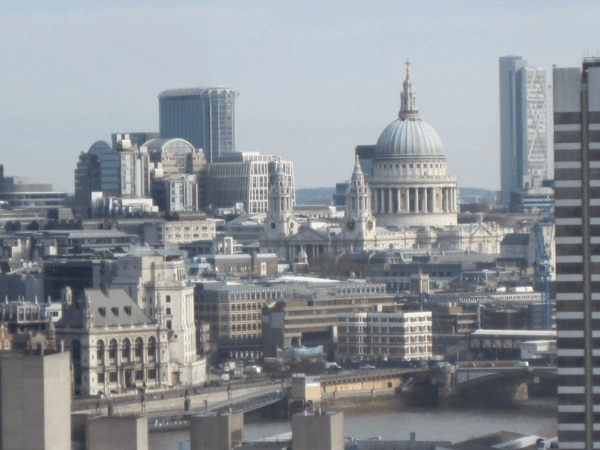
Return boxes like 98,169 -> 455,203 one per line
499,56 -> 548,208
553,57 -> 600,448
111,132 -> 158,150
159,87 -> 238,163
337,309 -> 432,361
261,281 -> 393,357
207,152 -> 295,214
141,217 -> 219,246
142,137 -> 207,211
151,175 -> 200,212
75,135 -> 207,217
140,138 -> 206,181
0,165 -> 66,211
73,139 -> 153,217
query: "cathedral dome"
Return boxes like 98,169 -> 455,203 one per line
375,118 -> 443,157
374,61 -> 444,158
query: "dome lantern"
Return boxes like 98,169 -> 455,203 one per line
400,60 -> 419,120
374,63 -> 444,158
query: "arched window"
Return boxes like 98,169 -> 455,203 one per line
122,338 -> 131,362
134,338 -> 143,360
96,340 -> 105,365
147,337 -> 156,362
109,339 -> 118,362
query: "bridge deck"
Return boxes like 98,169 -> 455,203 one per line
147,387 -> 285,432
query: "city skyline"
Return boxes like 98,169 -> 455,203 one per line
2,1 -> 599,193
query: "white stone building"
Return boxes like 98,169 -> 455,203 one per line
366,62 -> 459,228
337,309 -> 432,361
207,152 -> 294,214
258,64 -> 512,263
260,158 -> 511,262
142,218 -> 220,246
57,288 -> 171,396
110,250 -> 205,385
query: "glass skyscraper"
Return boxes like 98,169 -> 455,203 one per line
158,87 -> 238,163
499,56 -> 548,207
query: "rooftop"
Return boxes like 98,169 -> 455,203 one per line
58,288 -> 154,329
158,87 -> 238,98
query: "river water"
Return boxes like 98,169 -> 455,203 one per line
149,397 -> 557,449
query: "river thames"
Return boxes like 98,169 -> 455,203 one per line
149,397 -> 557,449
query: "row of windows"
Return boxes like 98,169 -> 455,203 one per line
339,335 -> 431,344
556,187 -> 600,200
97,368 -> 155,383
556,245 -> 600,256
557,301 -> 600,313
197,302 -> 262,311
338,345 -> 432,355
214,333 -> 260,340
558,337 -> 600,350
95,338 -> 157,364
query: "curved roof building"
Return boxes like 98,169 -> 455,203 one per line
141,138 -> 204,177
367,62 -> 458,228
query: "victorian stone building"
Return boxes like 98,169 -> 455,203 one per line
57,287 -> 171,396
110,249 -> 205,385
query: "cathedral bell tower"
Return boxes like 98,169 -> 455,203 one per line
265,158 -> 298,239
344,156 -> 376,239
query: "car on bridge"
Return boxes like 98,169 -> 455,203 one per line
359,364 -> 376,370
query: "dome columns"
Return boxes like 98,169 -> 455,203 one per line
366,62 -> 459,229
371,186 -> 458,214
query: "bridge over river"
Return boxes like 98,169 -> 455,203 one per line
72,363 -> 557,426
146,387 -> 285,432
453,364 -> 556,388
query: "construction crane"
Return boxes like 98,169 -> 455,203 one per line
533,222 -> 554,330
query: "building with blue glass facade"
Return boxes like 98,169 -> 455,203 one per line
159,87 -> 238,163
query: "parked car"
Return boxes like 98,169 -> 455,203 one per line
247,365 -> 263,374
324,362 -> 342,372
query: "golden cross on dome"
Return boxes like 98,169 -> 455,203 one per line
355,154 -> 360,164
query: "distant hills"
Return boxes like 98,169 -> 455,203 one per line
296,188 -> 337,205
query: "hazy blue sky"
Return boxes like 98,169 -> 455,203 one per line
1,0 -> 599,192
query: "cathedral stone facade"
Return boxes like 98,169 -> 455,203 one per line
367,62 -> 458,228
260,63 -> 507,263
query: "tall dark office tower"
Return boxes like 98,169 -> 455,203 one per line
158,87 -> 238,163
499,56 -> 548,208
554,58 -> 600,449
